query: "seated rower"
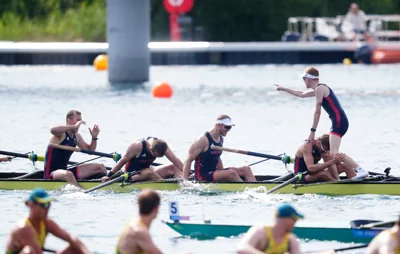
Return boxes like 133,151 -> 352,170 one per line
183,114 -> 256,182
44,110 -> 107,187
366,214 -> 400,254
237,204 -> 303,254
116,189 -> 163,254
5,188 -> 90,254
102,137 -> 183,183
294,134 -> 368,182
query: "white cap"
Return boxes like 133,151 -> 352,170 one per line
300,72 -> 319,80
216,118 -> 235,126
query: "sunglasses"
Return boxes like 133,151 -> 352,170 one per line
34,201 -> 51,209
302,76 -> 306,81
224,125 -> 232,130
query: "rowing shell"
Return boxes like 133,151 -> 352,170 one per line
162,220 -> 388,243
0,171 -> 399,195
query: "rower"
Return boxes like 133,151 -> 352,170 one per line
294,134 -> 360,182
237,203 -> 303,254
0,156 -> 12,162
366,215 -> 400,254
183,114 -> 256,182
116,189 -> 163,254
102,137 -> 183,183
274,66 -> 368,180
44,110 -> 107,187
5,188 -> 90,254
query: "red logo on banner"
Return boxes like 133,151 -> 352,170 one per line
163,0 -> 193,14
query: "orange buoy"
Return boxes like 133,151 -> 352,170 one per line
93,54 -> 108,71
152,82 -> 173,98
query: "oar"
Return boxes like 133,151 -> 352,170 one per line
0,150 -> 44,163
306,244 -> 369,254
247,154 -> 284,167
43,248 -> 56,253
266,172 -> 308,194
210,145 -> 293,164
359,220 -> 395,228
49,144 -> 121,162
83,170 -> 142,194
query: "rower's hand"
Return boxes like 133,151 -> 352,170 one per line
308,131 -> 315,142
89,124 -> 100,138
0,156 -> 12,162
333,153 -> 346,163
274,84 -> 285,91
74,120 -> 86,131
101,176 -> 109,183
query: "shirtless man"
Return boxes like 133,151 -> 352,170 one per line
116,189 -> 162,254
183,114 -> 256,182
44,110 -> 107,187
367,215 -> 400,254
102,137 -> 183,183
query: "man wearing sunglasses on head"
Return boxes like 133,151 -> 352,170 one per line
5,188 -> 90,254
183,114 -> 256,182
294,134 -> 362,182
274,66 -> 368,180
102,137 -> 183,183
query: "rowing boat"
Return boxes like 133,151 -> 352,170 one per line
163,220 -> 389,243
0,170 -> 399,195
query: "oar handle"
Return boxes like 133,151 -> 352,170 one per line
50,144 -> 121,162
210,145 -> 293,164
0,150 -> 44,163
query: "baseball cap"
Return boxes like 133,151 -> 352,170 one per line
27,188 -> 54,204
276,204 -> 304,220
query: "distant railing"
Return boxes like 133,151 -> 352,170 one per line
283,14 -> 400,42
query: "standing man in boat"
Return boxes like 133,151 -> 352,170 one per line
274,66 -> 368,179
294,134 -> 360,182
44,110 -> 107,187
116,189 -> 163,254
101,137 -> 183,183
237,203 -> 302,254
183,114 -> 256,182
5,188 -> 91,254
366,215 -> 400,254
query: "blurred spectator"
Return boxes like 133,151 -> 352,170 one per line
342,3 -> 371,41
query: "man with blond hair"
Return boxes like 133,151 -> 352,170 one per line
44,110 -> 107,187
102,137 -> 183,183
274,67 -> 368,180
183,114 -> 256,182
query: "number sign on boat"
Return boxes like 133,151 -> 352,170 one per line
169,201 -> 190,221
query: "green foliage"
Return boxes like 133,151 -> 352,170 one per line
0,0 -> 399,42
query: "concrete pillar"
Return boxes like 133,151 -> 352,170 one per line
107,0 -> 150,84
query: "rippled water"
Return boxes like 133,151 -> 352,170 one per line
1,64 -> 400,253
